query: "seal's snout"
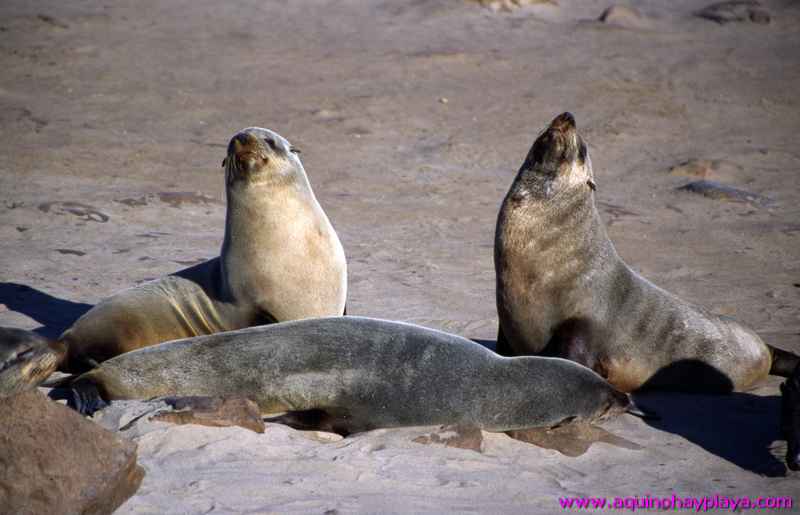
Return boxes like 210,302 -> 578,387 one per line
228,132 -> 256,157
522,112 -> 584,173
549,112 -> 576,133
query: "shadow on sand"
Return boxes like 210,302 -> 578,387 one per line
634,362 -> 786,477
0,282 -> 92,338
633,389 -> 785,477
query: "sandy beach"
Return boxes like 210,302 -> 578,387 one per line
1,0 -> 799,512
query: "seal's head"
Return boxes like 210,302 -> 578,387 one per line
222,127 -> 302,187
0,328 -> 64,397
518,112 -> 595,198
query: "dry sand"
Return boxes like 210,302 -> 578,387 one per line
1,0 -> 799,512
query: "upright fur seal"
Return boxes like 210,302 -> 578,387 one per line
51,317 -> 634,435
2,128 -> 347,379
494,112 -> 799,393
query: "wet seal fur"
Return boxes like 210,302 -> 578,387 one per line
59,316 -> 634,438
0,128 -> 346,392
494,112 -> 799,394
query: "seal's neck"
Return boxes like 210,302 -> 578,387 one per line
497,167 -> 614,277
221,174 -> 315,250
507,169 -> 595,211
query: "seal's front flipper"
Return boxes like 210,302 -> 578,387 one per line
506,420 -> 643,456
49,380 -> 108,416
771,345 -> 800,378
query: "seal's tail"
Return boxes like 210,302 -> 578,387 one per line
769,345 -> 800,378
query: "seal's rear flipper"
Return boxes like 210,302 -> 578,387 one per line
780,363 -> 800,471
49,379 -> 108,416
494,326 -> 514,356
770,345 -> 800,378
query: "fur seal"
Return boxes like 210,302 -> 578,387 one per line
494,112 -> 799,393
2,128 -> 347,380
52,317 -> 634,435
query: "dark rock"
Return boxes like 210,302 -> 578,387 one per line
677,180 -> 770,206
152,396 -> 265,433
695,1 -> 770,24
412,424 -> 483,452
0,389 -> 144,515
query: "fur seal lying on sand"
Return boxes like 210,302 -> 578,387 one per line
1,128 -> 346,381
46,317 -> 636,436
494,112 -> 799,393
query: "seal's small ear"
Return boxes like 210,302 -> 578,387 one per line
290,147 -> 301,155
222,157 -> 227,168
587,178 -> 597,191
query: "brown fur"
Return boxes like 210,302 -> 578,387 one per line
30,128 -> 345,375
495,112 -> 777,393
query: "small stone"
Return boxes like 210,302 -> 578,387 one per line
0,389 -> 144,514
695,1 -> 770,24
439,97 -> 448,104
597,5 -> 651,29
152,396 -> 266,433
677,180 -> 770,206
412,424 -> 484,452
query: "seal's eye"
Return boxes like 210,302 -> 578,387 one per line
265,138 -> 278,152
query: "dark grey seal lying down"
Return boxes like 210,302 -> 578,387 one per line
55,316 -> 636,435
